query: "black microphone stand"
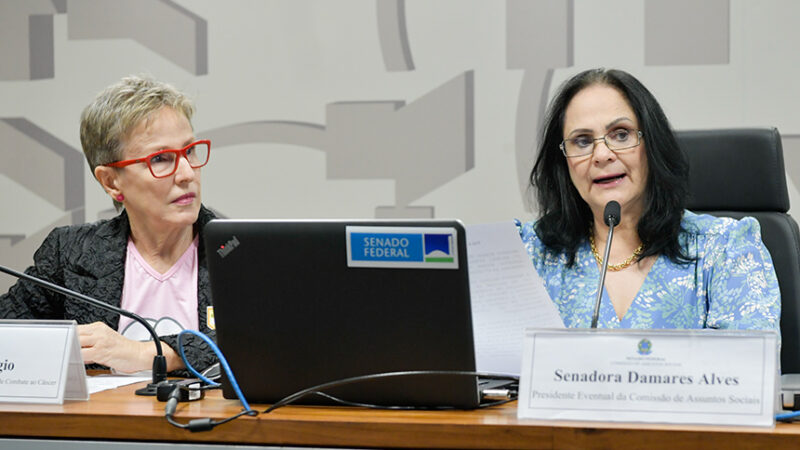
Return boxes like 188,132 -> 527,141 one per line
0,265 -> 167,396
591,225 -> 615,328
591,201 -> 621,329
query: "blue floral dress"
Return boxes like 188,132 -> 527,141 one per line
518,211 -> 780,331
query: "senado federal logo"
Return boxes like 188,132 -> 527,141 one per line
422,233 -> 454,263
346,226 -> 459,269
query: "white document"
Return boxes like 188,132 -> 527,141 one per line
466,221 -> 564,375
88,373 -> 152,394
0,320 -> 89,404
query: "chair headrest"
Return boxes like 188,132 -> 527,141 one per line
677,128 -> 790,213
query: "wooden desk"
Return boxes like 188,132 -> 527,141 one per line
1,380 -> 799,449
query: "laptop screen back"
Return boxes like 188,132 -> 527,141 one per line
204,219 -> 480,408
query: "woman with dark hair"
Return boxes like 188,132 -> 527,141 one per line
520,68 -> 780,330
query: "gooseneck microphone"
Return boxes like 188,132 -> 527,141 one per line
0,264 -> 167,396
590,201 -> 621,328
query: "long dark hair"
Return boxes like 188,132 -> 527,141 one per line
530,68 -> 692,266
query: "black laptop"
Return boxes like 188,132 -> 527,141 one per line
204,219 -> 495,408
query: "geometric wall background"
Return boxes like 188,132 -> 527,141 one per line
1,0 -> 799,293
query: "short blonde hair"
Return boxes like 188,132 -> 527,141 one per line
80,75 -> 195,174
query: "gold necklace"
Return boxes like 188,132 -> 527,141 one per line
588,233 -> 643,271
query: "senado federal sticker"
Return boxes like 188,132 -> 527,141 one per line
346,226 -> 459,269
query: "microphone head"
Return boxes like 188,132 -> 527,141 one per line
604,201 -> 621,227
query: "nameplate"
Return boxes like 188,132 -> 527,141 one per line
0,320 -> 88,404
518,328 -> 778,427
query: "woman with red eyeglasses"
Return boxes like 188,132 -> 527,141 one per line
1,76 -> 217,376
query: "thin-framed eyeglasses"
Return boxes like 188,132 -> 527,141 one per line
559,128 -> 643,158
105,140 -> 211,178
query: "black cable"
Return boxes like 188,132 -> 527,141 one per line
164,384 -> 258,432
307,389 -> 518,410
474,397 -> 518,409
263,370 -> 519,414
165,370 -> 517,431
307,391 -> 421,410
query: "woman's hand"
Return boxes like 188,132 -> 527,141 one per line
78,322 -> 186,373
78,322 -> 158,373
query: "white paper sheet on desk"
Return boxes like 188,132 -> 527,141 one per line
466,221 -> 564,376
87,372 -> 152,394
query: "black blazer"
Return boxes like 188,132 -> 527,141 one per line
0,205 -> 218,373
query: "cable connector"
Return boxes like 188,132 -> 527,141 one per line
481,388 -> 514,400
157,379 -> 204,402
187,418 -> 215,432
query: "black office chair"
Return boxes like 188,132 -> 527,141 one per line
677,128 -> 800,373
